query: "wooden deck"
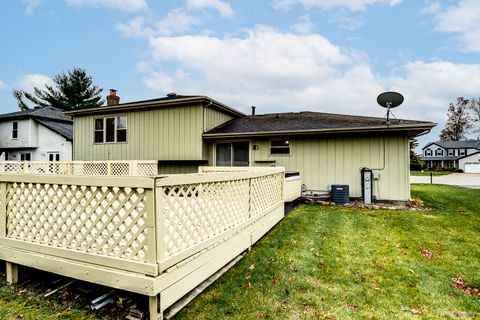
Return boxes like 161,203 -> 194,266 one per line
0,165 -> 285,319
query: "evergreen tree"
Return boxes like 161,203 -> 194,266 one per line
439,97 -> 473,141
13,68 -> 103,111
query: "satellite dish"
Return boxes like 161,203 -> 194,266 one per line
377,91 -> 404,123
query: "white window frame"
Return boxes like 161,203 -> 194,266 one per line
94,116 -> 127,144
20,152 -> 31,161
47,152 -> 60,161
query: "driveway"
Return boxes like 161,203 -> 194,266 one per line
410,173 -> 480,188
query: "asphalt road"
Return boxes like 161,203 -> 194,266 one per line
410,173 -> 480,188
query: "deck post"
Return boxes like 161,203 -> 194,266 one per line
149,295 -> 162,320
6,262 -> 19,285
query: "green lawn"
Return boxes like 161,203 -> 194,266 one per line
411,170 -> 454,176
0,184 -> 479,319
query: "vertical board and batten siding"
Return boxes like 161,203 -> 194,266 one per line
73,105 -> 205,161
203,107 -> 234,132
245,135 -> 410,201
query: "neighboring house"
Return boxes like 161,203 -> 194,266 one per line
421,140 -> 480,173
66,92 -> 435,201
0,107 -> 72,161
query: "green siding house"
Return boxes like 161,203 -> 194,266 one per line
66,92 -> 435,201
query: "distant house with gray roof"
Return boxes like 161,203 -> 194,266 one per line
421,140 -> 480,173
0,106 -> 72,161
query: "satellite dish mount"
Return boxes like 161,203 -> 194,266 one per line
377,91 -> 404,123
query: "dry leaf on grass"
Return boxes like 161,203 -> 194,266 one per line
419,247 -> 434,259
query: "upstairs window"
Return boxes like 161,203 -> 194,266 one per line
270,139 -> 290,155
459,149 -> 466,156
94,116 -> 127,143
435,149 -> 443,156
425,149 -> 432,156
12,121 -> 18,139
447,149 -> 454,156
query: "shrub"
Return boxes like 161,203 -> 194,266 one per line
410,163 -> 423,171
455,168 -> 464,173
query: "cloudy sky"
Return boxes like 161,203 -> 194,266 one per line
1,0 -> 480,147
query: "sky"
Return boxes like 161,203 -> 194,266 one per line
1,0 -> 480,149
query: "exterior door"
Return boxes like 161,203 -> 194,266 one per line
215,142 -> 249,166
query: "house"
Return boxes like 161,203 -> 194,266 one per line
65,91 -> 435,201
0,107 -> 73,161
421,140 -> 480,173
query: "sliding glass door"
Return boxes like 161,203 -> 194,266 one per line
215,142 -> 250,166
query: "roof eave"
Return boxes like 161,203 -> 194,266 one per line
203,123 -> 436,139
64,96 -> 245,118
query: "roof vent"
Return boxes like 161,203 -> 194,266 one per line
167,92 -> 177,97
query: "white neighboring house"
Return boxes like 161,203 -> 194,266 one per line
0,107 -> 72,161
421,140 -> 480,173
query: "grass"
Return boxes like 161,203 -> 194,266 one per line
410,170 -> 454,176
175,184 -> 479,319
0,184 -> 479,319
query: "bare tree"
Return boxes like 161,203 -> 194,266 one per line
468,98 -> 480,136
439,97 -> 473,141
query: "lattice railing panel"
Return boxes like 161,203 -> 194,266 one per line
137,162 -> 157,176
5,182 -> 149,261
0,162 -> 24,173
251,173 -> 284,217
0,161 -> 157,177
159,179 -> 250,259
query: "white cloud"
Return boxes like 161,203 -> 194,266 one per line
272,0 -> 401,11
186,0 -> 235,19
17,74 -> 54,92
290,15 -> 314,34
139,25 -> 480,137
65,0 -> 147,11
155,9 -> 202,36
329,8 -> 363,30
116,17 -> 151,38
429,0 -> 480,52
0,80 -> 6,91
24,0 -> 43,15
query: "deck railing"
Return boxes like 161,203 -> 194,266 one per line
0,161 -> 158,176
0,167 -> 284,277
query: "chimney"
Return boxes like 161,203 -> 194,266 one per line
106,89 -> 120,106
167,92 -> 177,97
251,106 -> 256,116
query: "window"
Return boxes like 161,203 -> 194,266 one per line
448,149 -> 454,156
424,149 -> 432,156
215,142 -> 249,166
435,149 -> 443,156
48,152 -> 60,161
20,153 -> 31,161
12,121 -> 18,139
94,116 -> 127,143
270,139 -> 290,155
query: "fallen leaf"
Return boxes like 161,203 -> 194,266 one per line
249,264 -> 256,270
452,277 -> 480,297
419,247 -> 434,259
271,278 -> 277,285
347,304 -> 359,310
245,273 -> 251,280
410,308 -> 422,315
246,281 -> 252,288
371,283 -> 380,291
